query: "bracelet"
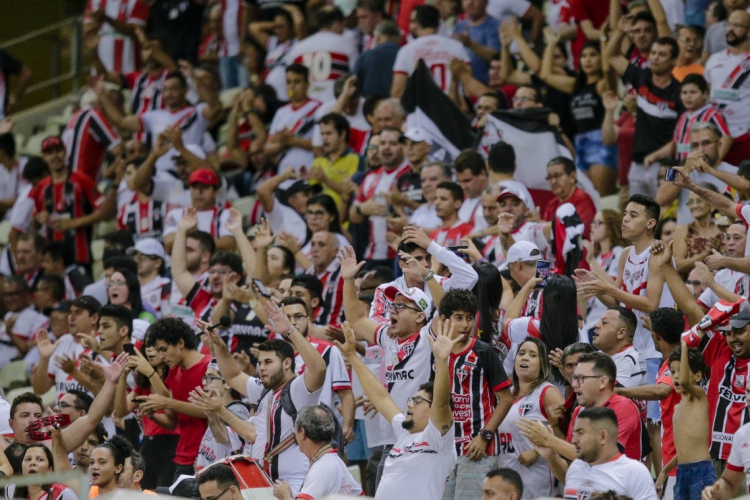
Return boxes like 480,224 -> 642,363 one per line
422,270 -> 435,282
283,326 -> 296,338
148,370 -> 157,378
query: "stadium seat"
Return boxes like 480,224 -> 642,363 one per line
600,194 -> 620,212
231,196 -> 256,220
219,87 -> 242,107
91,238 -> 105,262
0,220 -> 12,246
0,360 -> 28,390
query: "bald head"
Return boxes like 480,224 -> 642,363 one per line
374,98 -> 406,132
311,231 -> 339,270
727,10 -> 750,46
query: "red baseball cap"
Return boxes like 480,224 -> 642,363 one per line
41,136 -> 65,153
188,168 -> 220,187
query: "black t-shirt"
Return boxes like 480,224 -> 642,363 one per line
531,72 -> 577,139
149,0 -> 205,64
571,79 -> 604,134
224,302 -> 269,354
621,63 -> 682,163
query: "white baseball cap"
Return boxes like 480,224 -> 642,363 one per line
334,0 -> 357,16
505,241 -> 542,264
384,286 -> 433,315
402,127 -> 433,145
496,188 -> 529,208
127,238 -> 166,260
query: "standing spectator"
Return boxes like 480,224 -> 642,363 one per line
607,30 -> 681,198
32,137 -> 119,267
392,128 -> 432,217
128,238 -> 170,318
391,5 -> 470,97
672,25 -> 705,81
703,0 -> 749,59
592,307 -> 648,389
430,182 -> 473,247
250,7 -> 303,102
704,10 -> 750,165
117,157 -> 168,242
84,0 -> 148,74
287,7 -> 358,103
310,113 -> 362,211
454,150 -> 490,230
305,231 -> 345,327
453,0 -> 501,84
354,20 -> 400,98
0,49 -> 32,119
541,157 -> 597,239
218,0 -> 249,89
148,0 -> 205,64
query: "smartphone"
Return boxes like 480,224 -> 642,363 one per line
665,168 -> 678,182
535,260 -> 551,288
123,343 -> 137,356
132,398 -> 148,404
253,278 -> 271,298
447,245 -> 471,263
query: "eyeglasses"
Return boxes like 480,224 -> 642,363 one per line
545,173 -> 568,182
407,396 -> 432,406
571,374 -> 605,385
55,401 -> 82,411
306,210 -> 327,218
389,303 -> 421,313
209,269 -> 230,275
690,140 -> 716,149
133,252 -> 159,261
107,280 -> 127,288
590,220 -> 604,227
202,485 -> 232,500
202,375 -> 225,384
286,314 -> 308,323
686,280 -> 702,286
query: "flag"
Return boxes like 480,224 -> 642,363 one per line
480,108 -> 572,191
401,59 -> 477,162
550,202 -> 587,277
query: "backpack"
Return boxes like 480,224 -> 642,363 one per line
258,382 -> 345,461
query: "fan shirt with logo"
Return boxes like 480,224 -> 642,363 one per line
564,454 -> 659,500
246,375 -> 323,496
286,31 -> 358,102
392,34 -> 471,94
117,194 -> 167,242
448,337 -> 510,456
267,98 -> 322,175
705,49 -> 750,138
726,421 -> 750,493
139,103 -> 212,152
297,450 -> 364,499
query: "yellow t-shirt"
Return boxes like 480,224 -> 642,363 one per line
310,151 -> 361,208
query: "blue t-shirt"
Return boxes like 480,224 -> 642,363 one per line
454,16 -> 501,83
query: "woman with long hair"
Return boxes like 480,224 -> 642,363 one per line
496,337 -> 565,499
582,210 -> 628,336
114,343 -> 178,490
471,262 -> 514,363
89,436 -> 134,497
673,184 -> 724,276
107,269 -> 154,323
655,217 -> 677,245
13,444 -> 77,500
503,274 -> 581,385
538,29 -> 617,195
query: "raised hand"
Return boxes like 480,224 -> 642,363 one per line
152,131 -> 172,158
694,262 -> 716,287
55,355 -> 77,375
128,347 -> 153,376
275,232 -> 300,254
650,240 -> 674,269
430,318 -> 461,361
458,238 -> 483,262
704,248 -> 725,271
496,213 -> 516,234
252,218 -> 275,249
333,321 -> 358,360
402,226 -> 432,249
398,250 -> 429,280
225,207 -> 244,234
337,246 -> 365,280
36,329 -> 58,359
602,91 -> 619,111
548,348 -> 564,371
263,301 -> 293,335
188,386 -> 223,414
178,207 -> 198,233
670,167 -> 695,190
100,352 -> 129,383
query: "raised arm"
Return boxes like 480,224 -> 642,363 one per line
95,81 -> 143,132
508,18 -> 542,74
604,19 -> 630,76
679,339 -> 705,400
31,330 -> 56,395
430,319 -> 460,435
672,166 -> 739,219
226,207 -> 256,277
202,329 -> 250,396
256,167 -> 297,213
503,277 -> 540,328
339,246 -> 379,344
539,28 -> 576,94
171,207 -> 199,297
655,241 -> 706,326
646,0 -> 672,38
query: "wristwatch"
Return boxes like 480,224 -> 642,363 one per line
480,429 -> 494,441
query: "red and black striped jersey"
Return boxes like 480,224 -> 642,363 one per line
125,70 -> 169,116
186,281 -> 217,324
63,107 -> 121,182
305,260 -> 344,327
117,193 -> 166,241
31,172 -> 104,265
448,338 -> 510,456
672,105 -> 730,161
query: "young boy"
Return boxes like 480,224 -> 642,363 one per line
657,340 -> 716,499
644,74 -> 731,166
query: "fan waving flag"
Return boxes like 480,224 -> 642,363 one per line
401,59 -> 477,162
550,202 -> 588,277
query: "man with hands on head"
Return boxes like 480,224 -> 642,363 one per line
202,300 -> 327,496
334,320 -> 457,499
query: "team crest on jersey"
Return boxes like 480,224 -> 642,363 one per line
400,342 -> 416,359
456,369 -> 467,382
657,102 -> 670,111
518,403 -> 534,416
623,269 -> 643,285
735,374 -> 746,389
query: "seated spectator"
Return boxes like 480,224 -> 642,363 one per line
89,435 -> 135,497
9,444 -> 76,500
541,157 -> 597,239
480,469 -> 524,500
671,185 -> 724,277
0,276 -> 48,367
197,464 -> 242,500
430,182 -> 474,246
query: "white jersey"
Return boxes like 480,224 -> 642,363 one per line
459,196 -> 486,229
496,382 -> 559,500
163,207 -> 232,240
676,162 -> 738,224
140,104 -> 211,150
287,31 -> 358,102
268,98 -> 322,175
727,422 -> 750,494
245,376 -> 323,496
375,414 -> 457,500
486,0 -> 531,21
298,451 -> 363,498
0,397 -> 10,437
221,0 -> 245,56
9,183 -> 33,232
264,37 -> 298,102
0,163 -> 22,212
85,0 -> 148,74
0,306 -> 49,368
195,424 -> 243,472
495,220 -> 550,267
611,345 -> 648,389
357,345 -> 389,448
140,276 -> 171,319
409,202 -> 441,229
698,268 -> 748,309
564,454 -> 659,500
47,334 -> 96,401
583,246 -> 624,334
620,246 -> 674,359
705,49 -> 750,138
393,34 -> 470,94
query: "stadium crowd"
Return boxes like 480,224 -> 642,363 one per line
4,0 -> 750,498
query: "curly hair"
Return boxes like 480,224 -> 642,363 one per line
668,345 -> 710,382
144,317 -> 197,350
593,209 -> 628,256
438,288 -> 478,319
94,435 -> 133,481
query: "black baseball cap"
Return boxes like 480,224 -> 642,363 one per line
71,296 -> 102,315
291,274 -> 323,299
51,300 -> 72,314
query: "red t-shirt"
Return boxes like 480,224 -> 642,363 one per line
541,187 -> 596,239
165,354 -> 211,465
615,112 -> 635,185
567,0 -> 610,70
567,393 -> 646,461
656,359 -> 678,476
132,385 -> 181,437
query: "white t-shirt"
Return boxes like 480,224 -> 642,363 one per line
676,162 -> 738,225
141,276 -> 171,319
86,0 -> 148,74
698,268 -> 748,309
297,450 -> 363,498
287,31 -> 358,102
266,196 -> 308,246
459,196 -> 486,230
375,414 -> 457,500
269,99 -> 322,175
195,424 -> 243,472
727,421 -> 750,494
564,454 -> 659,500
360,345 -> 389,448
140,104 -> 211,149
409,203 -> 441,229
393,34 -> 470,94
611,345 -> 648,389
265,37 -> 298,102
705,50 -> 750,138
47,334 -> 95,401
487,0 -> 531,21
163,207 -> 232,239
245,375 -> 323,496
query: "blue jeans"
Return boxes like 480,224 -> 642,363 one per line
646,357 -> 663,421
574,129 -> 617,171
219,55 -> 248,89
675,460 -> 717,500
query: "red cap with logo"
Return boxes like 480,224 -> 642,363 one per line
188,168 -> 220,187
41,136 -> 65,153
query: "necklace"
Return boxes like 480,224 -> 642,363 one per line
310,444 -> 333,465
